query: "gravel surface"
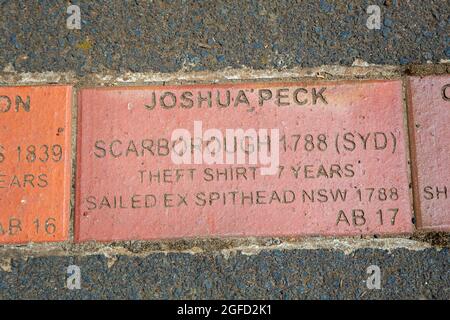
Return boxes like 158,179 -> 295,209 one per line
0,0 -> 448,75
0,248 -> 448,299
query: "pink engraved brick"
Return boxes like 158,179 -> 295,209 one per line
408,76 -> 450,231
75,80 -> 413,241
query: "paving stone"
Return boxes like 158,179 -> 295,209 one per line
76,80 -> 412,241
0,86 -> 72,243
408,75 -> 450,231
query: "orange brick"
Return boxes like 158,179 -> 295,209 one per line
76,81 -> 413,242
0,86 -> 72,243
408,76 -> 450,231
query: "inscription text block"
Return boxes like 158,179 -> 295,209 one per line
0,86 -> 72,243
76,81 -> 412,241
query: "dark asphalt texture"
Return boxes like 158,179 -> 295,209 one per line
0,0 -> 449,300
0,248 -> 448,299
0,0 -> 449,75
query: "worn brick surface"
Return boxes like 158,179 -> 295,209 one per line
409,76 -> 450,231
0,86 -> 72,243
76,80 -> 412,241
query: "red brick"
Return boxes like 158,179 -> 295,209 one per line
0,86 -> 72,243
408,76 -> 450,231
76,81 -> 412,241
